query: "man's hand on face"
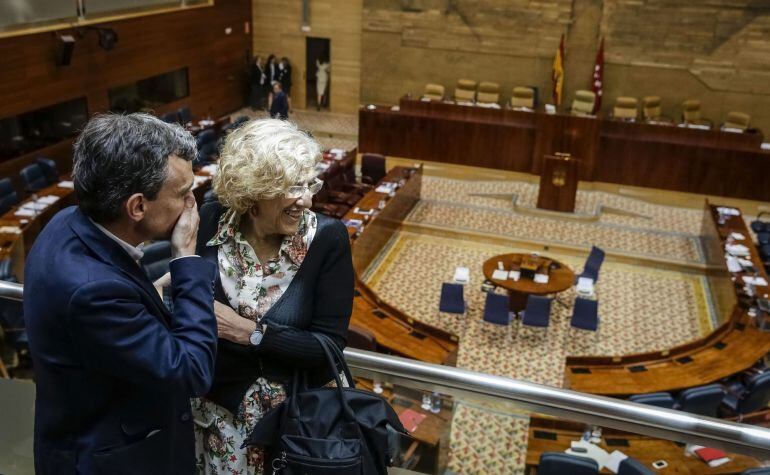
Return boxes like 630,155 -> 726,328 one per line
171,194 -> 199,258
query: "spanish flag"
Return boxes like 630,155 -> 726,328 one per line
552,34 -> 565,106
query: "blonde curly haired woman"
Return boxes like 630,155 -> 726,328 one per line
191,118 -> 354,474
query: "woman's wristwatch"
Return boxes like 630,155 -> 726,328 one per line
249,322 -> 267,346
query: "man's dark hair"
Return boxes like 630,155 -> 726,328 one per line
73,112 -> 196,223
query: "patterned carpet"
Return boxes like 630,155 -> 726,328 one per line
411,176 -> 706,264
366,232 -> 712,474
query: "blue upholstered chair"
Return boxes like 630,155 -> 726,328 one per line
570,297 -> 599,331
0,178 -> 19,215
36,157 -> 59,185
197,141 -> 219,165
521,295 -> 552,328
140,241 -> 172,282
439,283 -> 465,314
741,468 -> 770,475
483,292 -> 511,325
629,392 -> 676,409
20,163 -> 47,192
361,153 -> 387,185
160,111 -> 178,123
538,452 -> 599,475
723,371 -> 770,415
618,456 -> 655,475
196,129 -> 217,149
677,383 -> 725,417
578,246 -> 606,283
177,106 -> 192,124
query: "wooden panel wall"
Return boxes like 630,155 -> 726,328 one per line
251,0 -> 362,114
0,0 -> 252,189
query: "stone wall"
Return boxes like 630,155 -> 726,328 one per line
360,0 -> 770,132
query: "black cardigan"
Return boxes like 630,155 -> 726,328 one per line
197,202 -> 354,414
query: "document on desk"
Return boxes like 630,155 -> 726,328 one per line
201,164 -> 218,175
57,180 -> 75,189
604,450 -> 629,473
508,270 -> 521,281
37,195 -> 60,205
375,182 -> 398,193
716,206 -> 740,216
534,273 -> 549,284
730,232 -> 746,241
725,244 -> 750,256
14,209 -> 35,218
725,256 -> 742,273
743,276 -> 769,287
491,269 -> 508,281
0,226 -> 21,234
20,202 -> 47,212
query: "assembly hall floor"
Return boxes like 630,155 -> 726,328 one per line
235,107 -> 768,474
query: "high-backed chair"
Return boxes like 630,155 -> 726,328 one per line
422,83 -> 445,101
483,292 -> 512,325
476,81 -> 500,106
538,452 -> 599,475
724,111 -> 751,131
361,153 -> 386,185
346,325 -> 377,351
510,86 -> 535,109
570,297 -> 599,331
160,111 -> 178,124
578,246 -> 606,284
36,157 -> 59,185
641,96 -> 672,123
613,96 -> 639,121
629,392 -> 676,409
439,283 -> 465,314
140,241 -> 172,281
677,383 -> 725,417
618,456 -> 655,475
453,79 -> 477,103
0,178 -> 19,215
311,185 -> 350,219
570,90 -> 596,116
196,129 -> 217,149
681,99 -> 712,127
197,141 -> 219,166
521,295 -> 552,328
177,106 -> 192,124
20,163 -> 47,193
722,371 -> 770,415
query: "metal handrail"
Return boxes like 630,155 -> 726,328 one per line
5,280 -> 770,458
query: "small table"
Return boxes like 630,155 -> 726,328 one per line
482,253 -> 575,312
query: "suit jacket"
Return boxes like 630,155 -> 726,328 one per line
270,91 -> 289,119
23,206 -> 218,475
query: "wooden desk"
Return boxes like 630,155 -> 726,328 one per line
565,202 -> 770,395
0,179 -> 77,281
359,98 -> 770,201
526,417 -> 760,474
343,165 -> 459,365
483,253 -> 575,312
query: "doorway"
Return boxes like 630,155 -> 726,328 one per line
306,37 -> 330,110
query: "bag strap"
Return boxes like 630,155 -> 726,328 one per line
315,332 -> 356,389
287,333 -> 356,422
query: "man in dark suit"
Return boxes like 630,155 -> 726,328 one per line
23,113 -> 218,474
270,81 -> 289,120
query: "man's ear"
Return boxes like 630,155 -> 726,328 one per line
125,193 -> 146,223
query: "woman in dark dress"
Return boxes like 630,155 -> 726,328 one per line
192,118 -> 354,474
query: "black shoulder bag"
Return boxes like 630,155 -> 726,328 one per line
244,333 -> 408,474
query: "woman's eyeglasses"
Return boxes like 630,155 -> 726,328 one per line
284,178 -> 323,199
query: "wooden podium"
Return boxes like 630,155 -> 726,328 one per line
536,154 -> 579,212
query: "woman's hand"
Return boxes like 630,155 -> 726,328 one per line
215,301 -> 255,345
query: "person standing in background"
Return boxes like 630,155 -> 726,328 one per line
269,82 -> 289,120
277,57 -> 293,111
266,55 -> 277,108
315,57 -> 330,111
249,56 -> 266,111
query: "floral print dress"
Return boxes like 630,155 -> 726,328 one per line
192,209 -> 317,475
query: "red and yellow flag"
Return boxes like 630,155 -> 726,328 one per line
552,34 -> 565,106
